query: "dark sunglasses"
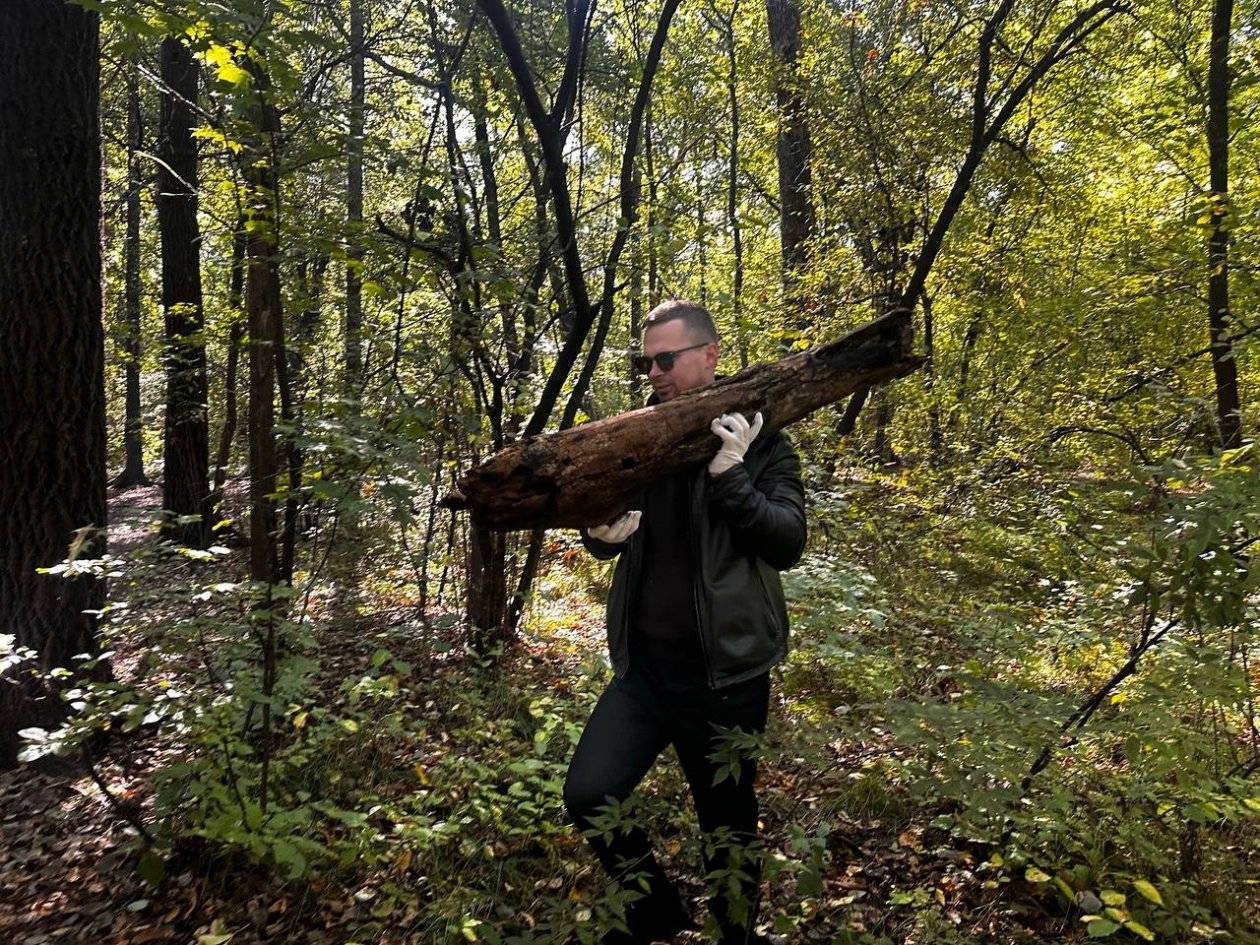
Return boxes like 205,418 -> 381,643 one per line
630,342 -> 710,375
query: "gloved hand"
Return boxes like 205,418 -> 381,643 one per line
708,411 -> 764,476
586,510 -> 641,544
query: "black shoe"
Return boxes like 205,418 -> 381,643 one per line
716,933 -> 772,945
599,885 -> 698,944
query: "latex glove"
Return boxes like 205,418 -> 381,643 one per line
586,510 -> 641,544
708,411 -> 764,475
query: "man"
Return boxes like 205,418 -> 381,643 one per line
563,299 -> 807,944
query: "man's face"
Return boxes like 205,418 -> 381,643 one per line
642,320 -> 718,403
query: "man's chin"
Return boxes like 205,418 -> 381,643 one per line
653,386 -> 676,402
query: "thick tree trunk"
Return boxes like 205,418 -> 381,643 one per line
344,0 -> 366,397
114,58 -> 150,489
766,0 -> 815,292
444,313 -> 920,530
157,36 -> 210,546
1206,0 -> 1241,450
0,0 -> 108,766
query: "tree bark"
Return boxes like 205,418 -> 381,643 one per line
157,36 -> 210,546
0,0 -> 108,766
444,313 -> 920,530
766,0 -> 815,293
243,63 -> 284,586
344,0 -> 366,397
114,57 -> 150,489
212,222 -> 246,505
1206,0 -> 1241,450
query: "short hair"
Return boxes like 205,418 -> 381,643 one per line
643,299 -> 719,345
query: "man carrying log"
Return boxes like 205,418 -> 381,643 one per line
563,299 -> 807,945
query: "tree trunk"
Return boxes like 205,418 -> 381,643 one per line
157,36 -> 210,546
212,222 -> 247,504
445,313 -> 920,530
723,0 -> 749,370
0,0 -> 108,766
115,57 -> 150,489
244,64 -> 284,586
766,0 -> 815,294
1206,0 -> 1241,450
344,0 -> 366,397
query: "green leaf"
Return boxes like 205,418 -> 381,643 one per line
1133,880 -> 1165,907
136,850 -> 166,886
1025,866 -> 1051,883
1086,918 -> 1120,937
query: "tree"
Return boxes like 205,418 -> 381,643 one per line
1205,0 -> 1241,449
765,0 -> 815,298
157,34 -> 210,545
345,0 -> 366,396
113,54 -> 151,490
0,0 -> 108,766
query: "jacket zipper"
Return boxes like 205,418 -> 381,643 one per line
690,467 -> 716,688
622,518 -> 641,679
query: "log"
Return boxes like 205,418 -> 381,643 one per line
442,312 -> 922,531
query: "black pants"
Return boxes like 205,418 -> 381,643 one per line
563,665 -> 770,941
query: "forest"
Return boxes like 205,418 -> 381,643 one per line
0,0 -> 1258,942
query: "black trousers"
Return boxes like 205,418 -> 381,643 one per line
563,664 -> 770,941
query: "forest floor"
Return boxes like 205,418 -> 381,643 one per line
0,484 -> 1133,945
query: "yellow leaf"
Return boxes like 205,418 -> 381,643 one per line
1101,890 -> 1126,906
1124,920 -> 1156,941
395,848 -> 413,874
1025,867 -> 1051,883
340,718 -> 360,733
293,711 -> 308,730
413,763 -> 430,785
1133,880 -> 1165,907
203,44 -> 251,88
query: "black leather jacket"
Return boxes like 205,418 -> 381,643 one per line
580,398 -> 807,689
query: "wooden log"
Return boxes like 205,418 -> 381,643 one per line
442,312 -> 922,531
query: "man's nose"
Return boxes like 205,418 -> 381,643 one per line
648,359 -> 665,379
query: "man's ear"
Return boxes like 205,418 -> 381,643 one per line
706,342 -> 720,371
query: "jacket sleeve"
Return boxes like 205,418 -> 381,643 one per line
579,528 -> 625,561
706,432 -> 808,571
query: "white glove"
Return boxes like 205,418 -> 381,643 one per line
708,411 -> 764,476
586,510 -> 641,544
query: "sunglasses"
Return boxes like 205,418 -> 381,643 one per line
630,342 -> 710,375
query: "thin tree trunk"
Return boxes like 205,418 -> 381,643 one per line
244,64 -> 284,587
157,36 -> 210,546
1206,0 -> 1241,449
213,223 -> 247,502
505,528 -> 545,637
723,0 -> 749,369
0,0 -> 108,766
645,110 -> 660,307
114,56 -> 150,488
345,0 -> 366,397
923,292 -> 942,461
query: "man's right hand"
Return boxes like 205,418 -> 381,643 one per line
585,510 -> 642,544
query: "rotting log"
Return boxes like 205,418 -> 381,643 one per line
442,312 -> 922,531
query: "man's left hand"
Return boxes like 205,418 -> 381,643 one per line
708,411 -> 764,476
